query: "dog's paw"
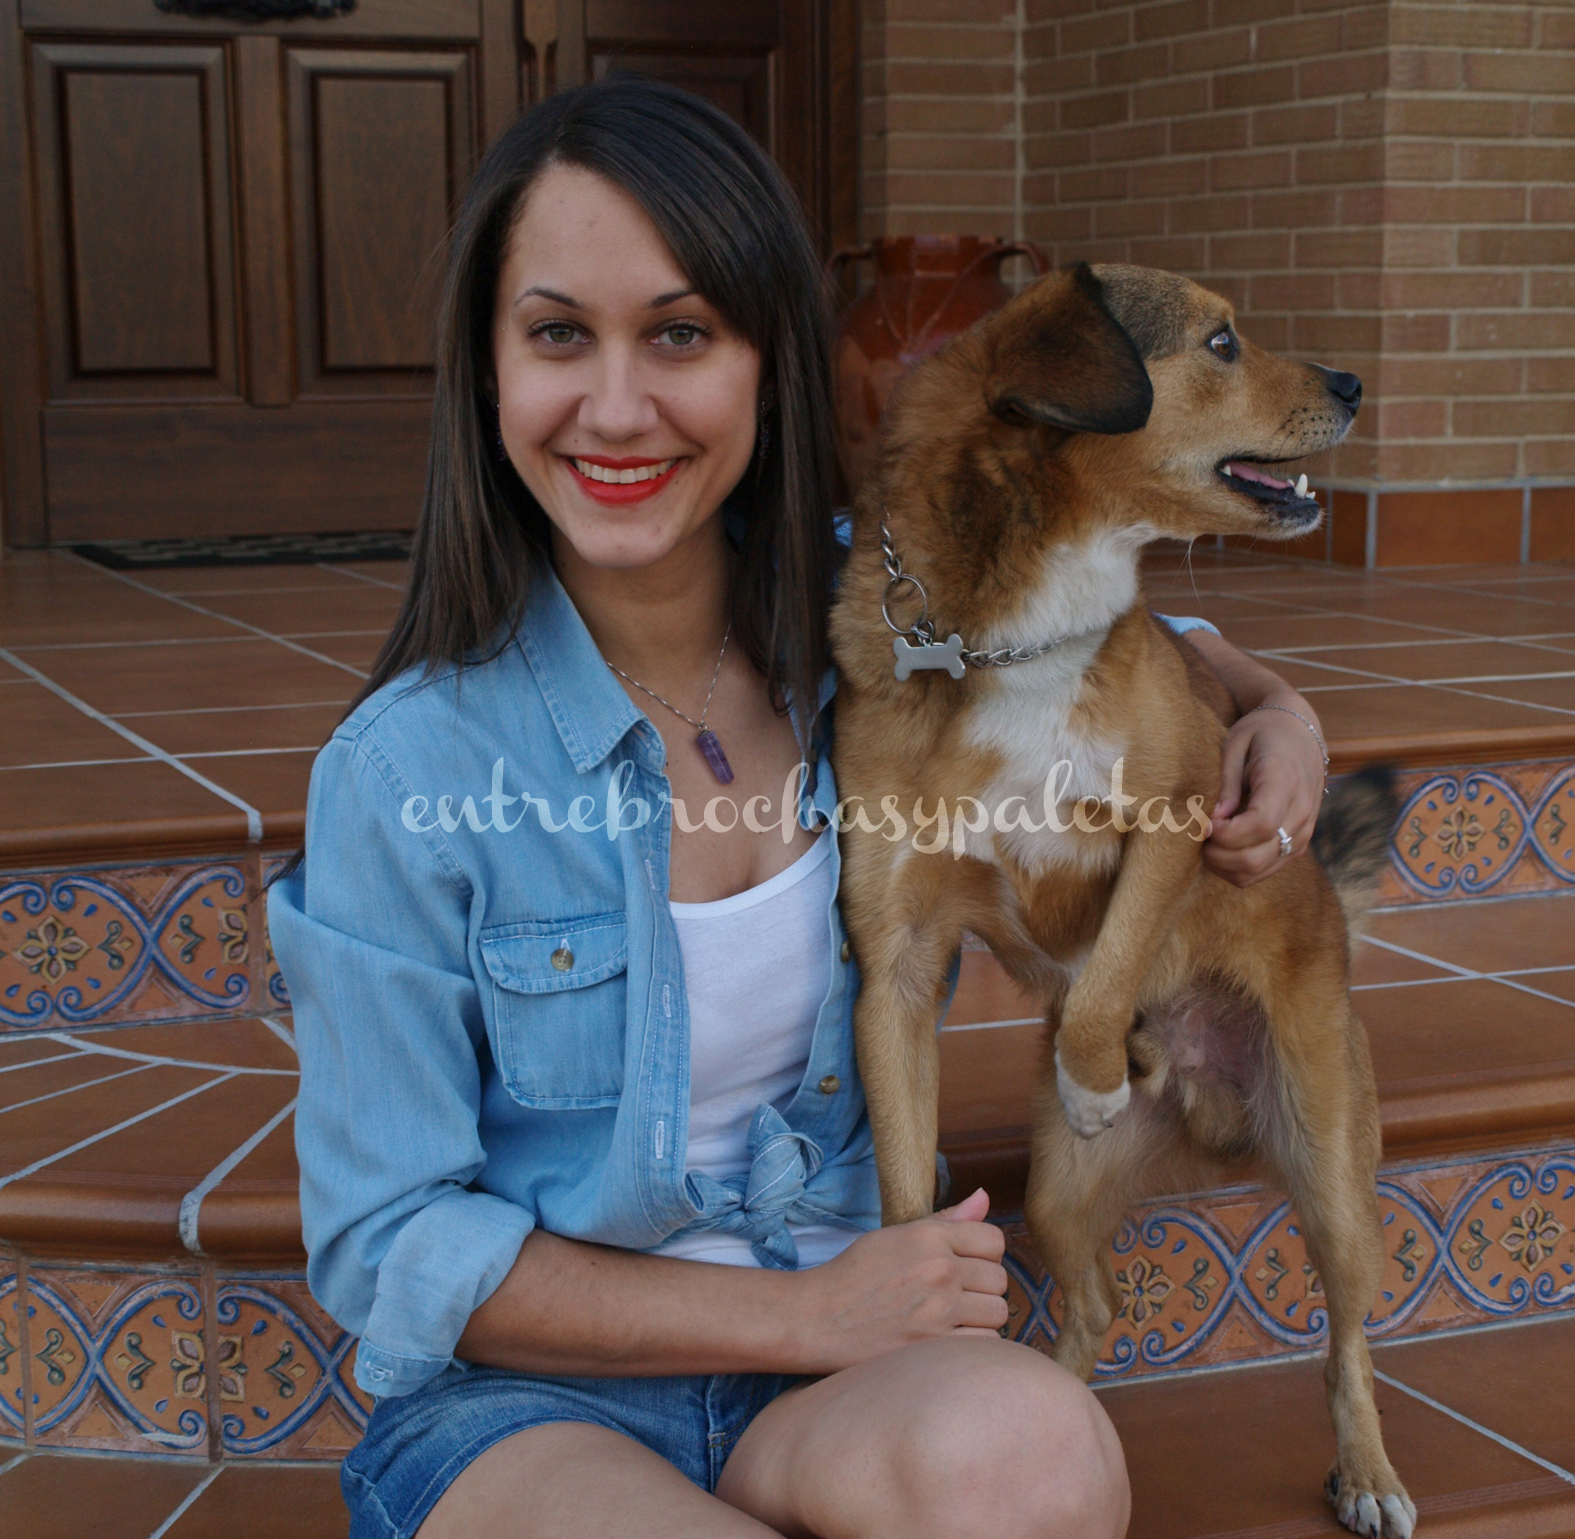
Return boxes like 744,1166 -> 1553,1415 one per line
1324,1467 -> 1416,1539
1055,1050 -> 1130,1138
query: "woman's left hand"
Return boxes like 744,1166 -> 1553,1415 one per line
1203,696 -> 1326,886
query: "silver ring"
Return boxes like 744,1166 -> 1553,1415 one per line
1277,826 -> 1293,858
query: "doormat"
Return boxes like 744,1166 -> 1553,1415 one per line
71,531 -> 413,570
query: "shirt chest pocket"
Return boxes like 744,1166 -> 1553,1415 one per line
479,914 -> 628,1109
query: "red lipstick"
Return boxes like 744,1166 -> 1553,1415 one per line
562,453 -> 684,505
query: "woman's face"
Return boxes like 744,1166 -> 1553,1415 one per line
492,163 -> 762,574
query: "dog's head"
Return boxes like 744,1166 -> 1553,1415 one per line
886,262 -> 1359,548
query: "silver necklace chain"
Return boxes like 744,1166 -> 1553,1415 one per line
878,517 -> 1071,668
607,622 -> 732,731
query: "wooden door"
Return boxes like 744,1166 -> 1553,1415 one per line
0,0 -> 854,547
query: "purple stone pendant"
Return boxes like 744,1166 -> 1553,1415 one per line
694,729 -> 735,784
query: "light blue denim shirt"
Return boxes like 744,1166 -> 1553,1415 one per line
270,551 -> 1215,1400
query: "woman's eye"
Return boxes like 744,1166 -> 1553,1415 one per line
1209,330 -> 1238,362
658,322 -> 706,348
534,322 -> 581,346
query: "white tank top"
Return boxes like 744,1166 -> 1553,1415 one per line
655,829 -> 858,1268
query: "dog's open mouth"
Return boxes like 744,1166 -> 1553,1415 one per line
1217,459 -> 1320,525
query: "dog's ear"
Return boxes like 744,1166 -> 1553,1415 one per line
987,263 -> 1153,435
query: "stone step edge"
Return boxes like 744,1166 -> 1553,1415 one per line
6,1063 -> 1573,1265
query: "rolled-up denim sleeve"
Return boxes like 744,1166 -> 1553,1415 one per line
1154,612 -> 1220,637
268,731 -> 533,1398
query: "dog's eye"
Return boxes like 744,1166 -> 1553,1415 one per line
1208,330 -> 1238,363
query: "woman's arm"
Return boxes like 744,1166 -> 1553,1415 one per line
1182,629 -> 1328,887
458,1188 -> 1009,1378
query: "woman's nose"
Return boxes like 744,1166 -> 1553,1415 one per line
577,353 -> 660,442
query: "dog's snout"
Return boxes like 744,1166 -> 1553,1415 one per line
1313,364 -> 1362,414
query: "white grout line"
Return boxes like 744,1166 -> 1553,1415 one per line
113,699 -> 350,719
940,1015 -> 1042,1033
0,646 -> 265,842
261,1015 -> 297,1051
0,755 -> 154,771
0,1072 -> 237,1191
0,1061 -> 154,1117
1359,937 -> 1575,1010
0,1450 -> 28,1479
179,1094 -> 298,1255
48,1034 -> 298,1076
145,1466 -> 224,1539
0,1050 -> 82,1075
1372,1369 -> 1575,1486
317,561 -> 407,592
66,550 -> 370,679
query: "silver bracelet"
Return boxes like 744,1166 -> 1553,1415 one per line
1246,702 -> 1329,769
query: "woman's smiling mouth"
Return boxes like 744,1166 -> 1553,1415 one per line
563,454 -> 684,503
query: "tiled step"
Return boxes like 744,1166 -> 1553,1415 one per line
940,891 -> 1575,1208
1107,1312 -> 1575,1539
0,1454 -> 347,1539
3,1315 -> 1572,1539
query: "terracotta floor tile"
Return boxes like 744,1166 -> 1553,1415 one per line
0,759 -> 248,844
1207,614 -> 1448,651
1310,683 -> 1567,740
0,572 -> 238,648
1248,656 -> 1385,691
0,1452 -> 210,1539
0,1049 -> 166,1114
947,948 -> 1042,1027
76,1018 -> 299,1071
329,559 -> 410,590
1328,590 -> 1575,637
1292,639 -> 1575,683
1357,977 -> 1575,1087
18,638 -> 362,714
0,682 -> 148,768
1102,1351 -> 1551,1539
0,1036 -> 92,1070
162,1464 -> 348,1539
1349,937 -> 1456,987
1153,595 -> 1329,627
35,1070 -> 296,1183
132,565 -> 376,594
194,586 -> 403,635
288,632 -> 383,670
1366,895 -> 1575,974
1454,676 -> 1575,712
1525,967 -> 1575,1003
0,1062 -> 213,1178
187,750 -> 315,834
939,1023 -> 1039,1137
1373,1315 -> 1575,1476
118,703 -> 349,757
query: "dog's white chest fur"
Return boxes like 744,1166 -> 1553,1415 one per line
956,530 -> 1151,874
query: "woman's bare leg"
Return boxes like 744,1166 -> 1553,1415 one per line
718,1337 -> 1129,1539
416,1421 -> 785,1539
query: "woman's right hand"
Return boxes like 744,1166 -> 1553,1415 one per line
797,1188 -> 1010,1371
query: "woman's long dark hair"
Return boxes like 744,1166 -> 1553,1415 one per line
359,73 -> 838,730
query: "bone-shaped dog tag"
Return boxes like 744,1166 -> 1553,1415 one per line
893,634 -> 966,681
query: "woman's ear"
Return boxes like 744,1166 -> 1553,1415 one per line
986,263 -> 1153,435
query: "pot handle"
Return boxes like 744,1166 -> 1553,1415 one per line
991,240 -> 1046,275
827,243 -> 874,278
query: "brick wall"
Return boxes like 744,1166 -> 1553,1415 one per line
858,0 -> 1575,565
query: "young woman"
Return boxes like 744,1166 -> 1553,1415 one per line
270,76 -> 1329,1539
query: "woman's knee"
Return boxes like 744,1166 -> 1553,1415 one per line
885,1339 -> 1130,1539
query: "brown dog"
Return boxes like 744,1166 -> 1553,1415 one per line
829,263 -> 1415,1538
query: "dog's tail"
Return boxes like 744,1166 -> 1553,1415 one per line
1310,763 -> 1399,937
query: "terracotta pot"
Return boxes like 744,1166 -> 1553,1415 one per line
830,235 -> 1043,493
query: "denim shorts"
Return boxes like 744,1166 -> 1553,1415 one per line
340,1363 -> 804,1538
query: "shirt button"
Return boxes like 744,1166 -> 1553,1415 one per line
550,947 -> 574,972
840,940 -> 851,963
818,1074 -> 841,1095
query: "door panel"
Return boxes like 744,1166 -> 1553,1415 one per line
287,48 -> 473,393
30,42 -> 238,400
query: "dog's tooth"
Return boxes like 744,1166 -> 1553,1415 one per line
1221,465 -> 1235,477
1295,473 -> 1309,496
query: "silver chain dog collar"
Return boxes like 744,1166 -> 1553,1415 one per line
879,517 -> 1074,681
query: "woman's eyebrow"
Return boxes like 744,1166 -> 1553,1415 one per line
649,288 -> 698,308
517,285 -> 581,308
